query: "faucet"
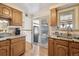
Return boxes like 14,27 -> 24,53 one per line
55,26 -> 60,37
66,23 -> 73,39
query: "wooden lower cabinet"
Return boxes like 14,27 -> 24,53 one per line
0,40 -> 10,56
0,46 -> 9,56
54,44 -> 68,56
48,38 -> 54,56
0,37 -> 25,56
69,48 -> 79,56
48,38 -> 79,56
10,37 -> 25,56
48,38 -> 69,56
11,41 -> 25,56
69,41 -> 79,56
54,39 -> 68,56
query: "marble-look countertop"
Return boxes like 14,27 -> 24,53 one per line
49,36 -> 79,42
0,35 -> 25,41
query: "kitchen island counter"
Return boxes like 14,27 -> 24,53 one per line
48,36 -> 79,56
0,35 -> 26,56
0,35 -> 25,41
49,36 -> 79,42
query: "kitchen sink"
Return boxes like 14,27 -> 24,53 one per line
73,37 -> 79,39
0,36 -> 4,38
0,33 -> 11,38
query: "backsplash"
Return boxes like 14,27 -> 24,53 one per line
0,26 -> 22,35
49,26 -> 57,36
0,19 -> 9,32
49,26 -> 79,37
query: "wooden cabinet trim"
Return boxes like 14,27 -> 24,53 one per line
54,39 -> 69,47
2,7 -> 10,15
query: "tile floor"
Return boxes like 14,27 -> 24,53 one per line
23,43 -> 48,56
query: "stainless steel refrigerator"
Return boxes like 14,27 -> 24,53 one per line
33,16 -> 48,48
39,17 -> 48,48
33,26 -> 39,43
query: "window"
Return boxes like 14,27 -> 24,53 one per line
58,10 -> 75,30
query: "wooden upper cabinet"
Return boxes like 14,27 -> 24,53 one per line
0,4 -> 12,18
0,4 -> 2,14
50,8 -> 57,26
2,5 -> 12,18
0,4 -> 22,26
12,9 -> 22,26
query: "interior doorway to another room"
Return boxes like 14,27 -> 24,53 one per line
32,16 -> 49,48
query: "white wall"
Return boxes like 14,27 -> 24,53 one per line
22,14 -> 32,43
22,14 -> 32,30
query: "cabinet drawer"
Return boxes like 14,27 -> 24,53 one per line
0,40 -> 9,47
69,42 -> 79,49
11,37 -> 25,44
54,39 -> 68,47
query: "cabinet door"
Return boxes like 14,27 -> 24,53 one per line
0,4 -> 12,17
54,44 -> 68,56
12,9 -> 22,26
69,41 -> 79,56
0,4 -> 2,14
48,39 -> 54,56
0,46 -> 9,56
50,8 -> 57,26
11,40 -> 25,56
2,6 -> 12,18
70,48 -> 79,56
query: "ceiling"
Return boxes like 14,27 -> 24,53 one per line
4,3 -> 54,15
4,3 -> 70,17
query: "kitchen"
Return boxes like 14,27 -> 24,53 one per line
0,3 -> 79,56
0,3 -> 49,56
0,3 -> 25,56
49,3 -> 79,56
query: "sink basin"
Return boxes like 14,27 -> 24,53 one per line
73,37 -> 79,39
0,33 -> 11,38
0,36 -> 5,38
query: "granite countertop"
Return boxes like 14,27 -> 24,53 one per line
0,35 -> 26,41
49,36 -> 79,42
